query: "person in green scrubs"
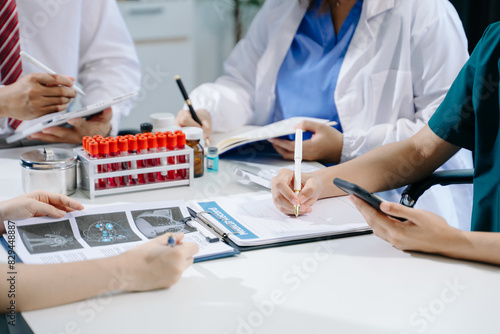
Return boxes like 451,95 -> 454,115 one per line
271,23 -> 500,265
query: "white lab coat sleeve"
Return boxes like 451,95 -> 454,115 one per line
78,0 -> 141,136
188,1 -> 271,132
341,1 -> 469,162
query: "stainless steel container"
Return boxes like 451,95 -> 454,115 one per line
20,148 -> 77,195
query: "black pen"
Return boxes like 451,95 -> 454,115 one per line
175,75 -> 202,126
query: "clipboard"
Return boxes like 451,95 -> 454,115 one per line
6,91 -> 139,143
187,204 -> 372,252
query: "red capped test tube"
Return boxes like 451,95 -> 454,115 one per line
98,141 -> 110,189
157,134 -> 167,182
147,136 -> 159,183
167,133 -> 177,180
176,132 -> 187,180
118,139 -> 130,186
137,136 -> 148,184
108,139 -> 120,188
88,141 -> 100,190
128,137 -> 139,185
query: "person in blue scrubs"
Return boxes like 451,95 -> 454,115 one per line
272,23 -> 500,265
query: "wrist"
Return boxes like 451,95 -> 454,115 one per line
0,85 -> 14,118
435,228 -> 469,259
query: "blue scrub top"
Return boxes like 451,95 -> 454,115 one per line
274,0 -> 363,139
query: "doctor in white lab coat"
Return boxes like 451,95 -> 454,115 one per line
177,0 -> 473,230
0,0 -> 140,144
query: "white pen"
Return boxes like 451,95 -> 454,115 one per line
294,129 -> 303,217
20,51 -> 86,96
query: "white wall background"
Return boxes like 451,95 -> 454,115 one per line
193,0 -> 260,85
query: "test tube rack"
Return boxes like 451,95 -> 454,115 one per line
74,146 -> 194,199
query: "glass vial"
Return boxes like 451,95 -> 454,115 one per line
184,127 -> 204,178
206,147 -> 219,172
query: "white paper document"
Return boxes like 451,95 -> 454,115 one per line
3,201 -> 236,264
191,193 -> 370,247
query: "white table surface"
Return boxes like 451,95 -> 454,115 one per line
1,145 -> 499,334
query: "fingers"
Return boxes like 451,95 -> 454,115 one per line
33,73 -> 74,88
271,169 -> 301,214
350,195 -> 393,239
30,127 -> 81,144
269,139 -> 294,160
38,85 -> 76,98
46,193 -> 84,212
201,119 -> 212,139
380,201 -> 419,222
28,201 -> 67,218
296,120 -> 323,133
176,109 -> 202,128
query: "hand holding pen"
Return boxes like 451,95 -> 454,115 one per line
174,75 -> 212,146
294,129 -> 303,217
21,51 -> 85,96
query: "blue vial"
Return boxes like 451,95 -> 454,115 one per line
206,147 -> 219,172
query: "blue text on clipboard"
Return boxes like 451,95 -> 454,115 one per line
198,202 -> 258,240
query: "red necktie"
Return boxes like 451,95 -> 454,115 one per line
0,0 -> 23,130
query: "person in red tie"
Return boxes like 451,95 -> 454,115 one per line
0,0 -> 140,146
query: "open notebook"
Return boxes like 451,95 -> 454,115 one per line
214,117 -> 337,154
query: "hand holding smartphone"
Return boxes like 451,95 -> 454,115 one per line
333,178 -> 407,222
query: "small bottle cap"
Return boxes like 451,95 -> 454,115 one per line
89,141 -> 99,156
177,133 -> 186,147
149,113 -> 175,132
157,134 -> 167,148
108,139 -> 118,153
208,147 -> 218,155
183,127 -> 203,141
99,141 -> 109,155
174,130 -> 183,135
138,136 -> 148,150
116,135 -> 125,141
148,136 -> 158,149
82,136 -> 92,150
125,134 -> 135,140
118,139 -> 128,152
140,122 -> 153,133
167,134 -> 177,149
105,136 -> 114,142
128,137 -> 138,151
93,135 -> 103,140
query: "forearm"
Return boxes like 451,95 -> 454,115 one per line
1,256 -> 124,312
315,126 -> 458,199
442,231 -> 500,266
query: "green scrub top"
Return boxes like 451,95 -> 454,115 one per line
428,22 -> 500,232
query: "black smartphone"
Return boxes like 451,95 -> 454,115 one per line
333,178 -> 406,222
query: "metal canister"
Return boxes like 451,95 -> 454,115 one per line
20,148 -> 77,195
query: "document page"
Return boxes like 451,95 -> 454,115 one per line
193,193 -> 369,246
3,201 -> 235,264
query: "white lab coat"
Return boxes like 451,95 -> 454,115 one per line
189,0 -> 474,230
0,0 -> 141,138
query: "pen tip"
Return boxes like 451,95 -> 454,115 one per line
174,75 -> 180,80
294,205 -> 300,217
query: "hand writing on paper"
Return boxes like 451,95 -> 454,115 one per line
175,108 -> 212,140
271,168 -> 324,216
117,232 -> 199,291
